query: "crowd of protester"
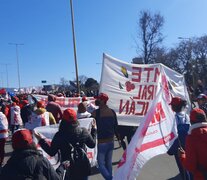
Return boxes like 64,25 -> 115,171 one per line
0,80 -> 207,179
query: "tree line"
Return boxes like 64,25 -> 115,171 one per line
133,10 -> 207,87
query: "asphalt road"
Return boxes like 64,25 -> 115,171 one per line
4,138 -> 181,180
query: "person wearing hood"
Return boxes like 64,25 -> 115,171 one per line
168,97 -> 191,180
77,102 -> 91,119
34,101 -> 56,125
20,100 -> 33,126
0,129 -> 67,180
82,96 -> 96,113
25,101 -> 56,130
46,94 -> 63,123
34,108 -> 97,180
179,108 -> 207,180
10,102 -> 23,134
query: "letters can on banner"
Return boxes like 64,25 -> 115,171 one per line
118,66 -> 160,117
99,53 -> 190,126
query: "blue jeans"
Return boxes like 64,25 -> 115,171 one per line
97,141 -> 114,180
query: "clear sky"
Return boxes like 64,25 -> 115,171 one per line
0,0 -> 207,89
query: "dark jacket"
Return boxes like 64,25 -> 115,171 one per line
20,104 -> 32,124
92,107 -> 118,142
39,122 -> 96,179
0,149 -> 65,180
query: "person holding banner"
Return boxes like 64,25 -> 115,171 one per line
10,102 -> 23,134
168,97 -> 191,180
34,101 -> 56,125
82,96 -> 96,113
92,93 -> 119,180
34,108 -> 97,180
0,129 -> 67,180
179,108 -> 207,180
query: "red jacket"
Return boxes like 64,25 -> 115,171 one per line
180,123 -> 207,180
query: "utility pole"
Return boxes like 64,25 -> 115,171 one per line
8,43 -> 24,90
0,72 -> 3,88
69,0 -> 80,95
0,63 -> 10,88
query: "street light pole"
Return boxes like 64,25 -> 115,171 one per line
69,0 -> 80,95
9,43 -> 24,90
178,37 -> 191,40
0,63 -> 10,88
0,72 -> 3,88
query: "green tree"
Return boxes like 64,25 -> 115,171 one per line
85,78 -> 99,90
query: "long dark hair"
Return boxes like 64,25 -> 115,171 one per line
59,120 -> 79,134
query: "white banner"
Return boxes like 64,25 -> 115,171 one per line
33,118 -> 97,169
31,95 -> 95,109
99,54 -> 190,126
113,87 -> 177,180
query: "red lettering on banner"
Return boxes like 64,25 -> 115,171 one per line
135,132 -> 175,153
128,101 -> 135,114
132,67 -> 142,82
150,102 -> 166,125
144,101 -> 149,115
133,85 -> 157,100
135,101 -> 146,116
119,100 -> 149,116
154,67 -> 160,82
147,85 -> 155,100
119,100 -> 130,114
136,85 -> 143,99
144,68 -> 154,82
132,67 -> 160,83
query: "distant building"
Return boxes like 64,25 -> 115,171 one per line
132,57 -> 144,64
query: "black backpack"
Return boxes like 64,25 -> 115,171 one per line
69,142 -> 91,176
68,129 -> 91,177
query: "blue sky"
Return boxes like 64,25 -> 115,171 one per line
0,0 -> 207,88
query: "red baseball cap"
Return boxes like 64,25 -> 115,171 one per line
190,108 -> 206,123
96,93 -> 109,103
21,100 -> 29,106
169,97 -> 183,106
63,108 -> 77,123
12,129 -> 33,150
82,96 -> 88,102
37,101 -> 45,108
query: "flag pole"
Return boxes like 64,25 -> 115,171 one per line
70,0 -> 80,95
